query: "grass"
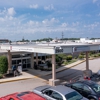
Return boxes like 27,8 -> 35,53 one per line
63,59 -> 78,65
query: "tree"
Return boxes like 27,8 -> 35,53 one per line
0,56 -> 8,74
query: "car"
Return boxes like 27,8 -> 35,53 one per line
65,80 -> 100,100
0,91 -> 46,100
33,85 -> 88,100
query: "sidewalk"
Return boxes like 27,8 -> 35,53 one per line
0,59 -> 86,83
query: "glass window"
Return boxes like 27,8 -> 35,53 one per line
22,59 -> 26,64
17,60 -> 21,64
51,91 -> 63,100
27,64 -> 30,68
9,98 -> 14,100
12,55 -> 21,58
83,86 -> 91,93
44,90 -> 53,96
72,83 -> 83,89
91,83 -> 100,93
65,91 -> 83,100
26,59 -> 30,63
12,60 -> 16,64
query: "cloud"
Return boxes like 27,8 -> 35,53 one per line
84,22 -> 99,29
7,7 -> 16,16
98,13 -> 100,16
61,23 -> 68,27
42,18 -> 59,25
29,4 -> 39,9
44,4 -> 54,10
72,22 -> 79,26
93,0 -> 98,3
86,14 -> 91,17
0,7 -> 16,17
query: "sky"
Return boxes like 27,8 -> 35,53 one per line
0,0 -> 100,41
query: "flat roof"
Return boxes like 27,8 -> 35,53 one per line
0,42 -> 100,54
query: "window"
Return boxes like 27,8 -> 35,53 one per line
65,91 -> 83,100
9,98 -> 14,100
51,91 -> 63,100
44,90 -> 53,96
72,83 -> 83,89
91,83 -> 100,93
83,86 -> 91,93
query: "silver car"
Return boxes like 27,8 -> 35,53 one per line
33,85 -> 88,100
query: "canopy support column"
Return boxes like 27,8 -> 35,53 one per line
49,54 -> 60,86
31,53 -> 34,69
7,50 -> 12,73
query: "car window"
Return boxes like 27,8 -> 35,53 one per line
91,83 -> 100,93
65,91 -> 83,100
9,98 -> 14,100
44,90 -> 53,96
72,83 -> 83,89
51,91 -> 63,100
83,85 -> 91,93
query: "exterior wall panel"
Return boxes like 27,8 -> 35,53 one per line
90,45 -> 99,51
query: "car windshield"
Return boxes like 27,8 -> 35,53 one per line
91,83 -> 100,93
65,91 -> 83,100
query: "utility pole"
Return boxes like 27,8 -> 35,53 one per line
62,32 -> 64,40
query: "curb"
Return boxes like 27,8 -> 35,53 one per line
0,77 -> 33,84
41,60 -> 86,76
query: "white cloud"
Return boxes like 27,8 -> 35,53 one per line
84,22 -> 100,30
72,22 -> 79,26
61,23 -> 68,27
7,7 -> 16,16
29,4 -> 38,9
0,7 -> 16,17
93,0 -> 98,3
42,18 -> 59,25
0,17 -> 4,21
44,4 -> 54,10
98,13 -> 100,16
86,14 -> 91,17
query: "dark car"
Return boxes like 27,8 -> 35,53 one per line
0,91 -> 46,100
33,85 -> 88,100
65,80 -> 100,100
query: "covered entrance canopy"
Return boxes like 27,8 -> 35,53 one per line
0,42 -> 100,86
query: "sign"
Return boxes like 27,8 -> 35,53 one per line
55,46 -> 63,53
11,46 -> 34,52
73,46 -> 90,52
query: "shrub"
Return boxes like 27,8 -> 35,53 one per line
56,55 -> 62,62
93,55 -> 97,57
78,54 -> 84,59
97,53 -> 100,56
0,74 -> 3,78
0,56 -> 8,74
66,55 -> 72,61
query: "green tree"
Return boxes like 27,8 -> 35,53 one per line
0,56 -> 8,74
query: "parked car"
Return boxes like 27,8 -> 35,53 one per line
38,61 -> 52,71
33,85 -> 88,100
65,80 -> 100,100
0,91 -> 46,100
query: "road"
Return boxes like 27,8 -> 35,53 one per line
0,78 -> 47,97
42,58 -> 100,82
0,58 -> 100,97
